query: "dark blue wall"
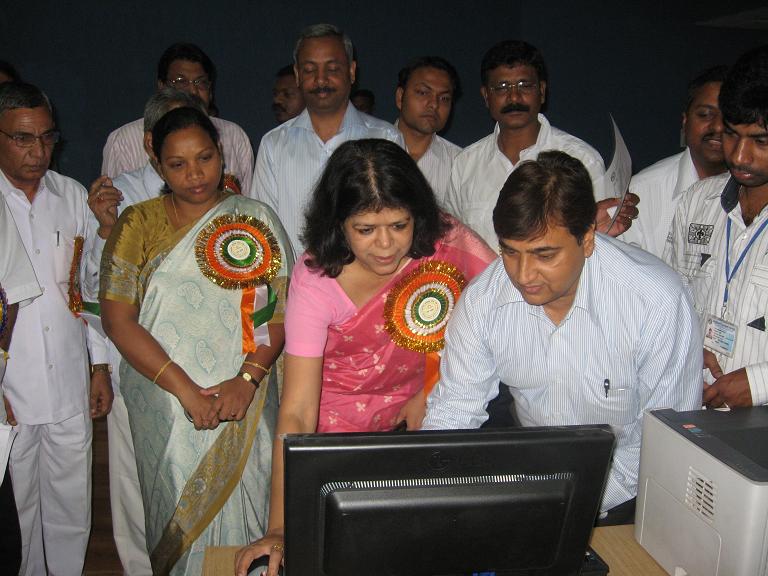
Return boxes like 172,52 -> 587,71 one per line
0,1 -> 763,186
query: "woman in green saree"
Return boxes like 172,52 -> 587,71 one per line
100,107 -> 292,575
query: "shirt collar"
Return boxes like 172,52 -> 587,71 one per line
673,148 -> 700,199
493,113 -> 549,163
491,240 -> 596,324
294,101 -> 364,136
0,168 -> 55,200
719,175 -> 742,213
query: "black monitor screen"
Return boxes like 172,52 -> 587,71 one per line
283,426 -> 615,576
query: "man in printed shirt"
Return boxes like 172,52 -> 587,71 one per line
445,40 -> 638,248
425,151 -> 701,525
395,56 -> 462,205
102,42 -> 254,194
664,45 -> 768,409
250,23 -> 401,257
622,66 -> 728,257
0,81 -> 112,575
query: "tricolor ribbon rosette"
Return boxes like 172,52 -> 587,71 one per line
195,213 -> 282,353
383,260 -> 467,353
195,213 -> 281,289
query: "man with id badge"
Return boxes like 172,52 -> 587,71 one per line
664,45 -> 768,409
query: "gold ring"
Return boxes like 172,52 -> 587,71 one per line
271,543 -> 284,553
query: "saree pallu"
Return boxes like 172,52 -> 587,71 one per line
317,220 -> 494,432
106,195 -> 291,575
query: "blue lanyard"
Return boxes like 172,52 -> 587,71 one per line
723,217 -> 768,315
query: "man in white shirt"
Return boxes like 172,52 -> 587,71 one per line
102,42 -> 254,194
0,195 -> 42,575
425,151 -> 701,525
272,65 -> 305,124
85,87 -> 206,576
664,45 -> 768,409
623,66 -> 729,256
445,40 -> 638,247
0,81 -> 113,575
395,56 -> 462,204
250,23 -> 401,256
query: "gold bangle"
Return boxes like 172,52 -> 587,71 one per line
243,360 -> 271,375
153,359 -> 174,384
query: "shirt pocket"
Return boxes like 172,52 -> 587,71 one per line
583,366 -> 638,428
52,232 -> 80,289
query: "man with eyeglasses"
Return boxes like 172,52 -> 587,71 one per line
395,56 -> 462,204
0,81 -> 113,575
102,42 -> 254,194
445,40 -> 638,248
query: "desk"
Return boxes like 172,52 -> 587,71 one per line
590,524 -> 666,576
204,526 -> 667,575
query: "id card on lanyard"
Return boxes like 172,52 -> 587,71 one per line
704,216 -> 768,357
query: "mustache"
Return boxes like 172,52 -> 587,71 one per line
702,131 -> 722,141
500,103 -> 530,114
310,86 -> 336,95
272,103 -> 286,113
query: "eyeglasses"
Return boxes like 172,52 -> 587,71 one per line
0,128 -> 60,148
487,80 -> 538,96
167,76 -> 211,90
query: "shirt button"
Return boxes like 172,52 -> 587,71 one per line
48,364 -> 53,370
30,214 -> 35,219
44,326 -> 50,332
35,249 -> 41,255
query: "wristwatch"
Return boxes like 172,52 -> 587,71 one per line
91,363 -> 112,375
238,370 -> 260,388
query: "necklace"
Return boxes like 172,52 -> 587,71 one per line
169,190 -> 223,228
171,193 -> 180,226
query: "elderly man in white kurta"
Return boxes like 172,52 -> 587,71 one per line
0,81 -> 112,576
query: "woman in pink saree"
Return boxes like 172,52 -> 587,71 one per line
236,139 -> 495,575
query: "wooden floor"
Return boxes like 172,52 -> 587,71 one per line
84,417 -> 123,575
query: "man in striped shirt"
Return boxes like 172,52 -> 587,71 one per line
102,43 -> 254,194
664,45 -> 768,409
250,24 -> 401,257
424,151 -> 701,525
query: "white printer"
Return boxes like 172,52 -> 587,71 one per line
635,407 -> 768,576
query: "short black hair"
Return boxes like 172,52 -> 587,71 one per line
397,56 -> 461,99
0,82 -> 52,117
151,106 -> 220,161
481,40 -> 547,86
276,65 -> 295,79
302,139 -> 450,277
0,60 -> 20,83
157,43 -> 217,90
493,151 -> 596,242
685,65 -> 728,111
720,45 -> 768,129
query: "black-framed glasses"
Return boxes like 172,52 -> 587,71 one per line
487,80 -> 538,96
167,76 -> 211,90
0,128 -> 60,148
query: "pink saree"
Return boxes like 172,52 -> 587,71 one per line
316,221 -> 495,432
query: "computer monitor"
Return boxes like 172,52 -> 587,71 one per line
283,425 -> 615,576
